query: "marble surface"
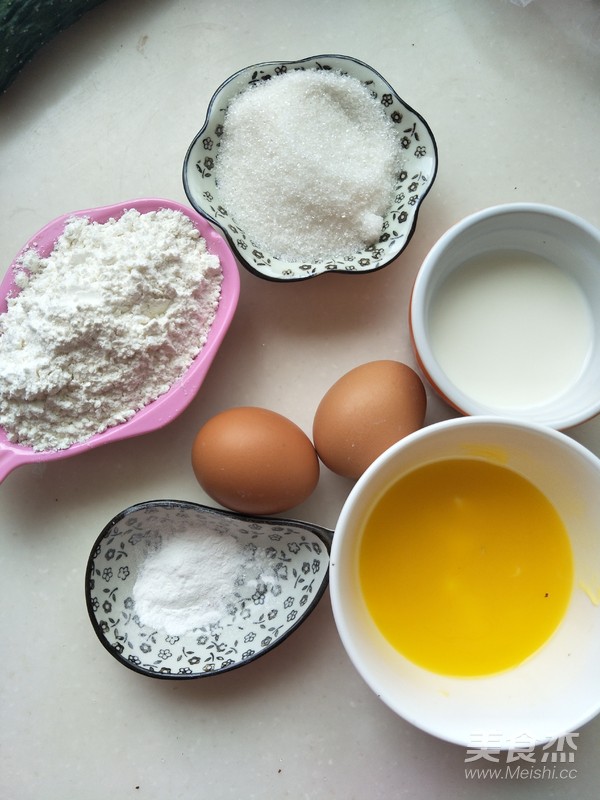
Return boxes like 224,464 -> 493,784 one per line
1,1 -> 599,798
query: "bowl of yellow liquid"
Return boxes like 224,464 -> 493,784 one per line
330,416 -> 600,748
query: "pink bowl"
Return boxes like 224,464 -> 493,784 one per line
0,198 -> 240,482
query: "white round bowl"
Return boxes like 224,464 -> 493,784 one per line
410,203 -> 600,429
330,416 -> 600,748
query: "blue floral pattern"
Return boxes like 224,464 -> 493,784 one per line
86,501 -> 332,679
183,54 -> 438,281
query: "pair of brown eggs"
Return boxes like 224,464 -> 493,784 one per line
191,360 -> 427,516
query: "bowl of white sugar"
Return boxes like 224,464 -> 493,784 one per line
183,54 -> 438,281
410,203 -> 600,429
0,198 -> 240,481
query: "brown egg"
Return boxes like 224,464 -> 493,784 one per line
191,407 -> 320,515
313,360 -> 427,480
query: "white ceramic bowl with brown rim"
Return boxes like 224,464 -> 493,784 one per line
409,203 -> 600,429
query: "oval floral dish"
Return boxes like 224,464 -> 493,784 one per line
183,54 -> 438,282
85,501 -> 333,679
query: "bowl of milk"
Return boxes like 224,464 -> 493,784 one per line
409,203 -> 600,429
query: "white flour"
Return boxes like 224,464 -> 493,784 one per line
0,208 -> 222,451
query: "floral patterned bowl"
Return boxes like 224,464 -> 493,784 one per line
85,500 -> 333,679
182,54 -> 438,281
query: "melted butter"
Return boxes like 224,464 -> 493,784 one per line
359,459 -> 573,677
461,444 -> 508,465
579,580 -> 600,606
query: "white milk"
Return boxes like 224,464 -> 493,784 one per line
428,250 -> 593,409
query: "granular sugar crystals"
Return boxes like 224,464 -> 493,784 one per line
0,208 -> 222,452
216,69 -> 403,262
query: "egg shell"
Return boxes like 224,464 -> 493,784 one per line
313,360 -> 427,480
191,406 -> 320,515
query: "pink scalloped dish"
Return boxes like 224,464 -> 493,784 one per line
0,198 -> 240,482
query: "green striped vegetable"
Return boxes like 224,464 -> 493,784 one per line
0,0 -> 106,93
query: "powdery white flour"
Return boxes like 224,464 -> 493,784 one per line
0,208 -> 222,451
216,69 -> 403,262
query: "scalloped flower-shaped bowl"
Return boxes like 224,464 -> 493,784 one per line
85,500 -> 333,679
0,198 -> 240,482
183,54 -> 438,282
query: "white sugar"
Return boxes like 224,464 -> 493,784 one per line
216,69 -> 402,262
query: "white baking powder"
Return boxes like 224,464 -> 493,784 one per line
0,208 -> 222,451
132,529 -> 246,635
132,527 -> 280,634
216,69 -> 402,262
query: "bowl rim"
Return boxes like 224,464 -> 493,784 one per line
0,198 -> 240,481
182,53 -> 439,282
409,202 -> 600,430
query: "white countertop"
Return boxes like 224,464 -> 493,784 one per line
2,1 -> 600,798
